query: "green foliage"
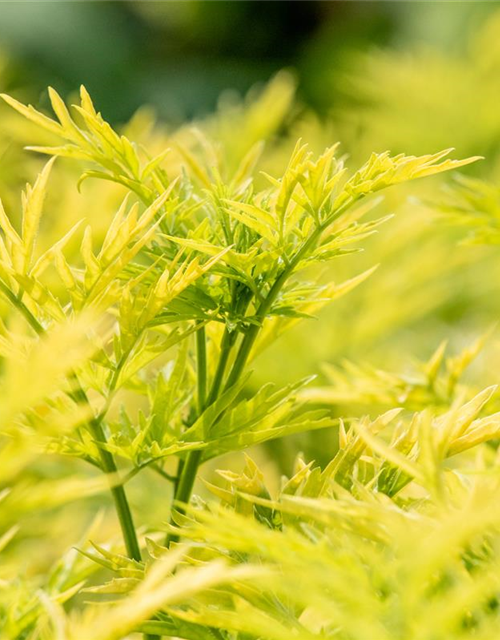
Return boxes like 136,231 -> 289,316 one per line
303,332 -> 493,413
434,175 -> 500,245
0,72 -> 494,640
333,9 -> 500,160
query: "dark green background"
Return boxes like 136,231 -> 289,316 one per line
0,1 -> 496,124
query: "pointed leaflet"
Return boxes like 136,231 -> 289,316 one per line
19,158 -> 56,272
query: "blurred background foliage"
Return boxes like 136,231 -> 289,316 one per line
0,1 -> 496,125
3,0 -> 500,593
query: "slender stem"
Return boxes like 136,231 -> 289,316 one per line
223,274 -> 286,392
224,225 -> 324,391
165,226 -> 328,552
165,325 -> 239,547
207,326 -> 235,406
166,449 -> 202,546
70,377 -> 143,562
166,325 -> 234,546
164,324 -> 208,547
89,417 -> 142,561
173,458 -> 184,496
170,324 -> 209,502
0,280 -> 142,563
151,464 -> 176,482
206,285 -> 252,402
0,280 -> 44,335
196,324 -> 207,414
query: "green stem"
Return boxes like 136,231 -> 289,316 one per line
196,324 -> 207,414
0,280 -> 44,335
167,324 -> 233,546
165,226 -> 328,552
224,225 -> 324,391
207,326 -> 235,405
0,280 -> 142,563
223,275 -> 286,392
173,458 -> 184,496
89,417 -> 142,561
207,284 -> 252,401
166,449 -> 203,546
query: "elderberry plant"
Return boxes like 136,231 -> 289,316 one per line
0,85 -> 482,639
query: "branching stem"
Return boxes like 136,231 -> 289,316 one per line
166,223 -> 329,549
167,323 -> 232,545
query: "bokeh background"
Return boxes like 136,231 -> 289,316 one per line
0,1 -> 496,124
3,0 -> 500,581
